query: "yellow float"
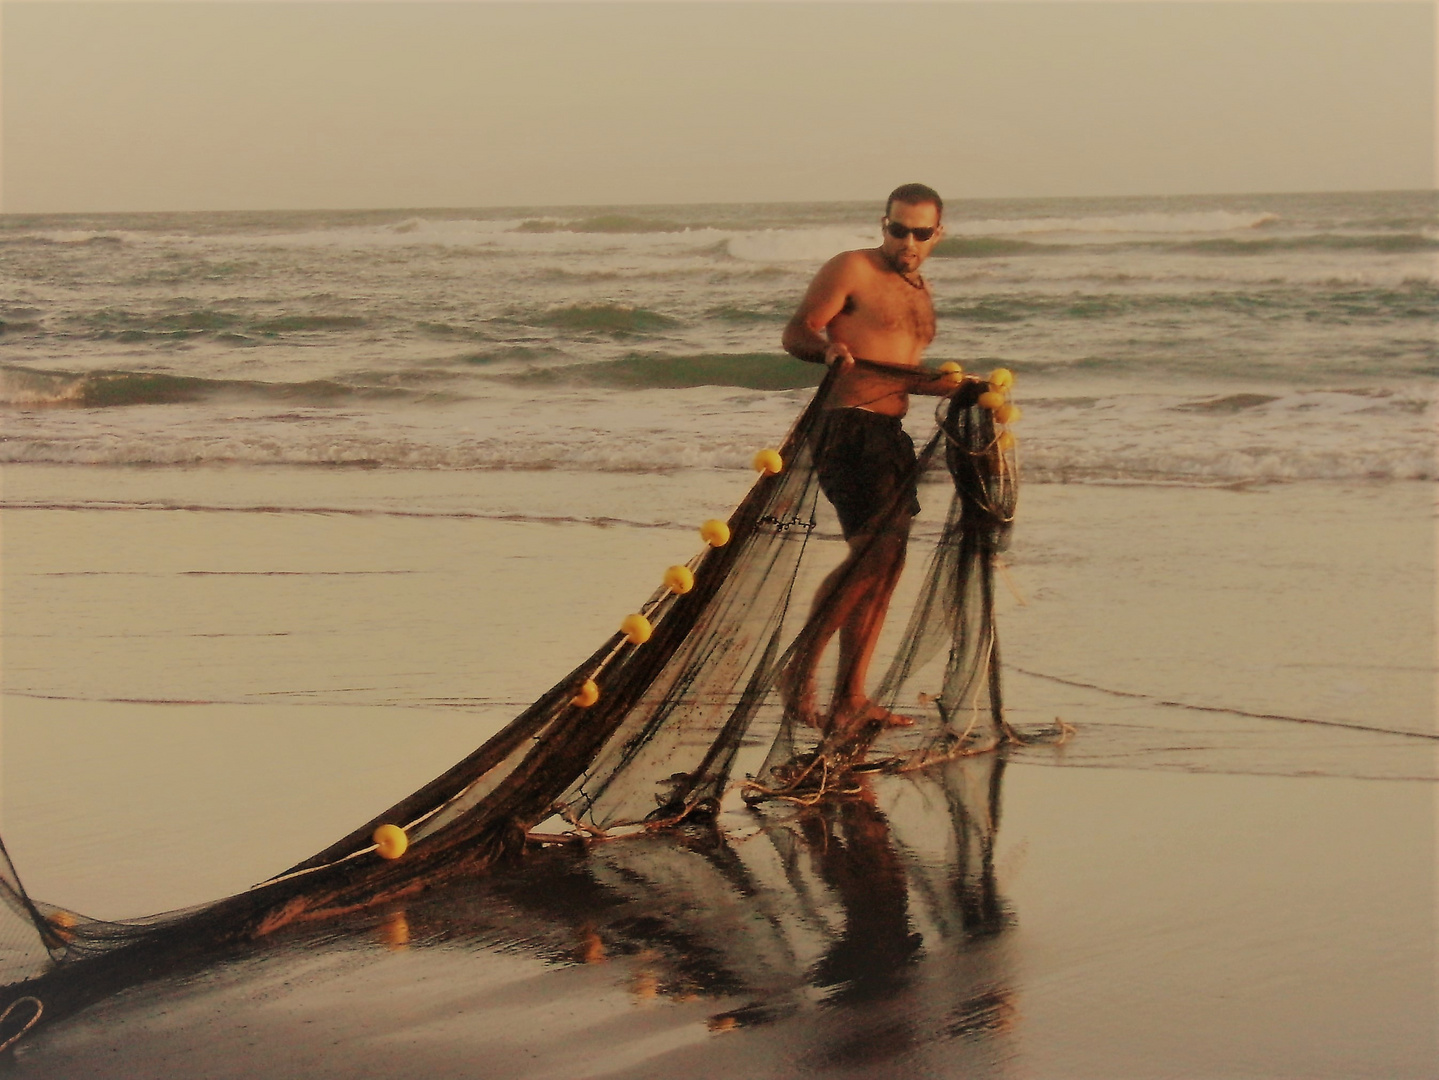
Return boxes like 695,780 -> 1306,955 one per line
752,448 -> 783,476
373,823 -> 408,860
978,390 -> 1005,411
995,403 -> 1021,425
700,519 -> 730,547
989,367 -> 1014,390
663,565 -> 695,594
621,613 -> 652,645
997,430 -> 1016,451
572,679 -> 600,707
937,361 -> 964,388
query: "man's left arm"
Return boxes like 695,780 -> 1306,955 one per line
854,357 -> 977,398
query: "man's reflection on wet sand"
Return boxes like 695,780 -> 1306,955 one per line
799,791 -> 924,1005
402,752 -> 1017,1072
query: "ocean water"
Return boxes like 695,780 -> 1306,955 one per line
1,190 -> 1434,483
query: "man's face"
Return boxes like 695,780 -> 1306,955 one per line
880,200 -> 944,274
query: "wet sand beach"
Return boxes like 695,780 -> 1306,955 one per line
2,462 -> 1433,1077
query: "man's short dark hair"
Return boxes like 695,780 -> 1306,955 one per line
886,183 -> 943,220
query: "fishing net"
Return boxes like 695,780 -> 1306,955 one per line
0,362 -> 1034,1041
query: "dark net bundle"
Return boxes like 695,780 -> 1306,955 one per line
875,383 -> 1022,759
0,363 -> 1033,1040
751,377 -> 1020,797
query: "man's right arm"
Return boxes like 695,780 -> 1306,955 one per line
783,253 -> 857,368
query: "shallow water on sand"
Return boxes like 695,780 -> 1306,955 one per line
1,463 -> 1435,1076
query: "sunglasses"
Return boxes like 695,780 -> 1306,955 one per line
884,220 -> 939,243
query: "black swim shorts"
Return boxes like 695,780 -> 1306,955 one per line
813,408 -> 921,539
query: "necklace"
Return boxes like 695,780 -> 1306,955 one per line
882,250 -> 926,289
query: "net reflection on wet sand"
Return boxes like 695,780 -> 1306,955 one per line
11,757 -> 1020,1079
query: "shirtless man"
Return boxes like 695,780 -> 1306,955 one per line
780,183 -> 956,734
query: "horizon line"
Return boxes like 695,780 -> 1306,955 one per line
3,187 -> 1435,218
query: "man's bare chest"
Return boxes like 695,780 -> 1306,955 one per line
842,285 -> 936,342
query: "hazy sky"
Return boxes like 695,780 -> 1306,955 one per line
2,1 -> 1433,212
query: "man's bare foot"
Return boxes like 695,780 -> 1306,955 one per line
777,669 -> 823,730
833,698 -> 916,731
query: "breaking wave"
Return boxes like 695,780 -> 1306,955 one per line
523,304 -> 682,335
514,214 -> 708,234
0,365 -> 412,408
1169,233 -> 1439,256
958,209 -> 1281,236
502,353 -> 822,391
933,283 -> 1439,324
932,237 -> 1061,258
1,377 -> 1429,482
23,308 -> 375,345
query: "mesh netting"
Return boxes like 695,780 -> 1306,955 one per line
0,363 -> 1040,1040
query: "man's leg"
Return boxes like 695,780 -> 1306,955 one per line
779,534 -> 885,727
780,515 -> 911,731
779,543 -> 866,727
832,517 -> 911,732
